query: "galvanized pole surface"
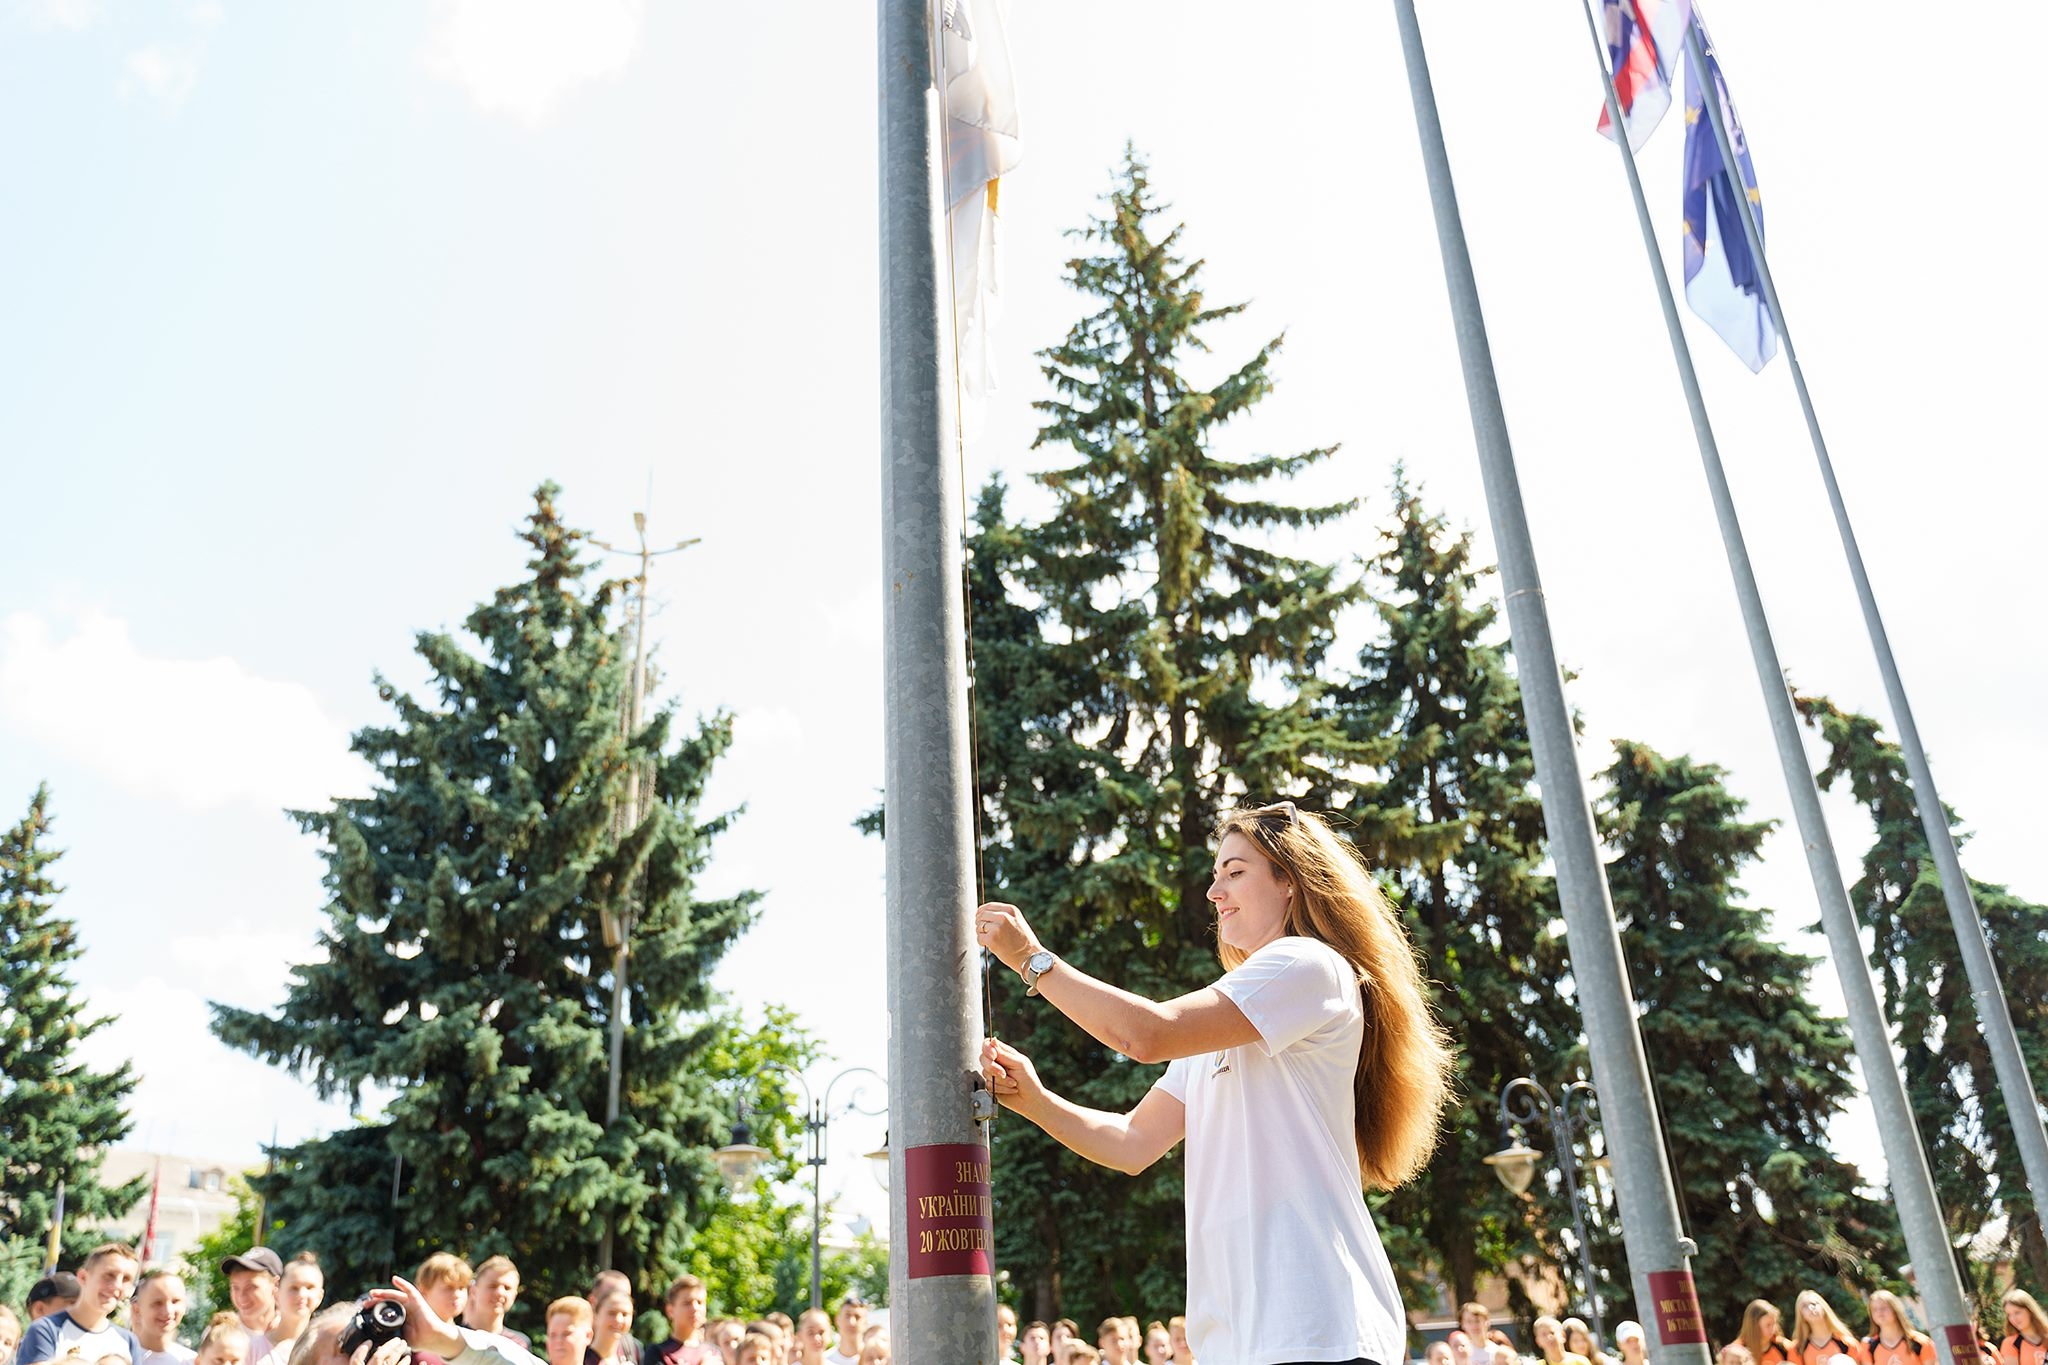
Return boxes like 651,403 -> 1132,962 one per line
878,0 -> 997,1359
1687,19 -> 2048,1227
1569,3 -> 1976,1347
1391,8 -> 1710,1362
600,539 -> 649,1270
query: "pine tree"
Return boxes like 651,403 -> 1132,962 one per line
1333,475 -> 1577,1312
212,485 -> 760,1310
1594,739 -> 1900,1337
1796,692 -> 2048,1287
0,786 -> 146,1307
973,148 -> 1364,1325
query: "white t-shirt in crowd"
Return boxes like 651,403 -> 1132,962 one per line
18,1312 -> 139,1365
824,1351 -> 861,1365
1155,934 -> 1406,1365
138,1343 -> 199,1365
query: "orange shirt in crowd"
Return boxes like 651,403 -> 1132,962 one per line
1866,1337 -> 1930,1365
2002,1336 -> 2048,1365
1756,1342 -> 1795,1365
1799,1337 -> 1871,1365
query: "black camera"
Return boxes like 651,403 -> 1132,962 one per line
338,1300 -> 408,1358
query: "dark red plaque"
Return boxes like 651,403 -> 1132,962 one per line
1944,1325 -> 1979,1365
1647,1270 -> 1708,1345
903,1142 -> 993,1279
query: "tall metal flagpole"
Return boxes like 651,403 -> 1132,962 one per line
1391,10 -> 1709,1361
879,0 -> 997,1359
1687,18 -> 2048,1230
1571,4 -> 1977,1349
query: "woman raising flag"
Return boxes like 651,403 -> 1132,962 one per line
977,802 -> 1454,1365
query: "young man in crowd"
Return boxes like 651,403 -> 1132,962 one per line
270,1256 -> 325,1364
1094,1319 -> 1133,1365
27,1276 -> 82,1323
1463,1305 -> 1494,1348
1018,1322 -> 1051,1365
18,1243 -> 141,1365
821,1299 -> 866,1365
544,1299 -> 594,1365
220,1248 -> 283,1364
132,1270 -> 195,1365
413,1256 -> 473,1332
645,1278 -> 711,1365
463,1259 -> 526,1349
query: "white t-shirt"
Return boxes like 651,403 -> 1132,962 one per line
1155,935 -> 1406,1365
138,1344 -> 199,1365
824,1351 -> 861,1365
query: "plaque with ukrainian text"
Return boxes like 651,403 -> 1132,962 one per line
903,1142 -> 993,1279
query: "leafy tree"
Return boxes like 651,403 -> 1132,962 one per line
212,485 -> 760,1315
971,148 -> 1364,1325
0,786 -> 145,1307
1797,693 -> 2048,1289
1594,739 -> 1900,1336
1332,477 -> 1577,1313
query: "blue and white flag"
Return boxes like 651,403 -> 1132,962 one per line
1681,20 -> 1777,371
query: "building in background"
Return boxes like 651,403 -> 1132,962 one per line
96,1150 -> 244,1267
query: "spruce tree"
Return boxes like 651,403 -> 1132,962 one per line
1333,475 -> 1577,1312
1797,693 -> 2048,1286
1594,739 -> 1900,1336
213,485 -> 760,1310
0,786 -> 146,1306
973,148 -> 1364,1325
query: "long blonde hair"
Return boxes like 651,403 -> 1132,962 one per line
2006,1291 -> 2048,1341
1789,1292 -> 1856,1352
1740,1300 -> 1789,1362
1866,1292 -> 1928,1349
1213,803 -> 1455,1189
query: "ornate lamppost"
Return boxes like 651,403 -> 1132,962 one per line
1485,1076 -> 1606,1344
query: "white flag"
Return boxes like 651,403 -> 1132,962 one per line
939,0 -> 1022,412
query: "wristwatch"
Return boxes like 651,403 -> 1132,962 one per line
1022,949 -> 1057,997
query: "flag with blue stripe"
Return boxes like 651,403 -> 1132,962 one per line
1682,21 -> 1778,371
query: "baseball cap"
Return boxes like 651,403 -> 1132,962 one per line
220,1247 -> 285,1278
28,1273 -> 82,1307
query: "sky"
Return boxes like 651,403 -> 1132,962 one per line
2,0 -> 2043,1255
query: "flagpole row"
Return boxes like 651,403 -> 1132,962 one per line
1574,0 -> 1977,1344
1392,9 -> 1709,1359
1685,18 -> 2048,1229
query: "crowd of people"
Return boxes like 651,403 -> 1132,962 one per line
0,1242 -> 893,1365
7,1242 -> 2048,1365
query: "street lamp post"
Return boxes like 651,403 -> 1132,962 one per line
713,1065 -> 888,1311
1487,1077 -> 1606,1345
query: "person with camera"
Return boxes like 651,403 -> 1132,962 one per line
287,1277 -> 543,1365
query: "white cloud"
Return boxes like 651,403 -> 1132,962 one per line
0,609 -> 369,812
17,0 -> 98,30
187,0 -> 224,26
425,0 -> 643,126
122,43 -> 201,108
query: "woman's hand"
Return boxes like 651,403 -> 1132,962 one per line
981,1037 -> 1049,1117
974,901 -> 1042,973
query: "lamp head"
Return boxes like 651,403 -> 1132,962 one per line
1483,1140 -> 1541,1196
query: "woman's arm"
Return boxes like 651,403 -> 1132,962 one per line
975,902 -> 1260,1063
981,1038 -> 1185,1174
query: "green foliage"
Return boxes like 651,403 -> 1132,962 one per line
1797,693 -> 2048,1288
0,785 -> 146,1307
211,485 -> 761,1315
968,146 -> 1366,1326
1332,474 -> 1577,1311
1594,739 -> 1901,1335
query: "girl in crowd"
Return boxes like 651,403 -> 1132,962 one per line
1863,1291 -> 1931,1365
1739,1300 -> 1797,1365
195,1314 -> 252,1365
1613,1322 -> 1648,1365
1790,1291 -> 1868,1365
1142,1323 -> 1173,1365
978,803 -> 1454,1365
588,1293 -> 637,1365
2002,1291 -> 2048,1365
1534,1317 -> 1591,1365
1564,1319 -> 1608,1365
